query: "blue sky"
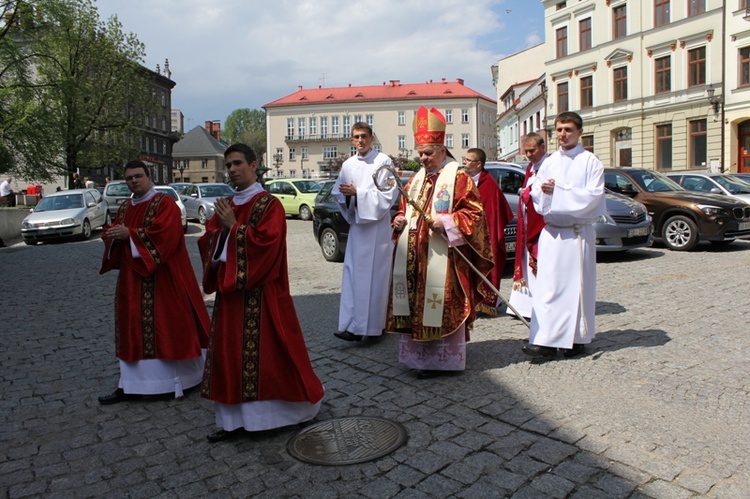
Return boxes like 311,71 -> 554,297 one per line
96,0 -> 545,129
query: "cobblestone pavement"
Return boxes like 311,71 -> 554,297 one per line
1,219 -> 749,498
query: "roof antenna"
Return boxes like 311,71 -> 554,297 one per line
319,73 -> 326,87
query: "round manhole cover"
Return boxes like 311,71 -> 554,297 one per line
287,417 -> 408,465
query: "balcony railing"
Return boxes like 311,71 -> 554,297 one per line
285,133 -> 350,143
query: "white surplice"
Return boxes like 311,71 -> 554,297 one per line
528,144 -> 605,348
333,149 -> 398,337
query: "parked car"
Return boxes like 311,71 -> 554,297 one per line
266,178 -> 321,220
485,162 -> 653,252
731,173 -> 750,184
154,185 -> 188,233
666,172 -> 750,204
102,180 -> 131,217
169,182 -> 192,195
180,183 -> 235,224
604,167 -> 750,251
21,189 -> 109,245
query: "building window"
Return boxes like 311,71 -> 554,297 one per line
446,134 -> 454,148
323,146 -> 338,159
461,109 -> 469,123
297,118 -> 305,139
523,121 -> 528,136
557,2 -> 566,9
162,117 -> 167,132
301,147 -> 308,160
613,4 -> 627,39
309,117 -> 317,136
689,119 -> 707,167
350,146 -> 357,156
289,148 -> 296,161
201,159 -> 208,169
580,76 -> 593,108
275,147 -> 283,164
145,137 -> 149,153
656,124 -> 673,170
556,27 -> 568,58
741,47 -> 750,87
461,133 -> 469,148
287,118 -> 294,138
398,111 -> 405,125
321,116 -> 328,137
579,18 -> 592,51
655,0 -> 670,27
161,92 -> 166,107
614,66 -> 628,101
557,82 -> 569,112
445,109 -> 453,123
343,115 -> 351,136
688,46 -> 706,87
688,0 -> 705,16
152,116 -> 157,129
332,116 -> 339,134
162,141 -> 166,155
289,170 -> 296,178
582,135 -> 594,153
366,114 -> 374,127
353,114 -> 362,124
655,56 -> 671,93
398,135 -> 406,149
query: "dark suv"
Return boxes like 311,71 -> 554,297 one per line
604,167 -> 750,251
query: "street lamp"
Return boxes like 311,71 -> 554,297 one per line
176,160 -> 186,182
273,152 -> 283,178
706,85 -> 722,116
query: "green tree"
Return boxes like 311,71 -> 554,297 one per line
224,108 -> 266,164
1,0 -> 153,181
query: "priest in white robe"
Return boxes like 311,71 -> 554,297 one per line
523,112 -> 605,359
332,122 -> 398,342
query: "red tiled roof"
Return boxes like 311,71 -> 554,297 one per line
264,79 -> 495,108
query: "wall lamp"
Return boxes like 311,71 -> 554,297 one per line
706,85 -> 722,115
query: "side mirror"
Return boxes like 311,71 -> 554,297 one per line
87,201 -> 96,207
710,187 -> 722,194
620,184 -> 637,196
190,193 -> 198,198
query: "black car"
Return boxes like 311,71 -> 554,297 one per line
312,180 -> 518,263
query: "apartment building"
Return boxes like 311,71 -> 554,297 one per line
542,0 -> 731,171
264,79 -> 496,179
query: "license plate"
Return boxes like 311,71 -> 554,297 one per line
739,222 -> 750,231
505,242 -> 516,253
627,227 -> 650,237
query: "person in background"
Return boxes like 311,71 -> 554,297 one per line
0,177 -> 14,207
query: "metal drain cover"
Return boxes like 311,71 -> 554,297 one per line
287,417 -> 408,465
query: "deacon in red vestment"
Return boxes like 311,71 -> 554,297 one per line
387,107 -> 494,380
198,143 -> 324,443
462,148 -> 514,315
98,160 -> 210,405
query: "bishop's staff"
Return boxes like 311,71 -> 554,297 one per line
373,164 -> 531,329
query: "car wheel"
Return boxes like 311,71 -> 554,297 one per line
320,227 -> 344,262
81,219 -> 92,240
661,215 -> 698,251
24,239 -> 37,246
198,207 -> 207,225
299,204 -> 312,221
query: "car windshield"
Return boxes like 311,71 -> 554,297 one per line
713,175 -> 750,194
199,184 -> 234,198
315,181 -> 335,203
155,187 -> 178,201
105,183 -> 131,196
35,194 -> 83,212
292,180 -> 321,193
627,170 -> 683,192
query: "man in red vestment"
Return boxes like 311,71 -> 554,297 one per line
198,143 -> 324,443
507,132 -> 548,320
99,160 -> 210,405
387,106 -> 494,380
462,148 -> 514,315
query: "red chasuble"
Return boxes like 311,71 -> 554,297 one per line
513,163 -> 546,284
198,192 -> 324,406
387,169 -> 494,341
100,193 -> 210,362
476,170 -> 514,313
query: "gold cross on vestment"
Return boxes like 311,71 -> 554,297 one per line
426,293 -> 442,309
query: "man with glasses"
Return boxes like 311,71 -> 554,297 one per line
332,122 -> 399,342
462,148 -> 513,316
98,160 -> 210,405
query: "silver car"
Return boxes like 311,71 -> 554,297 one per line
154,185 -> 188,233
21,189 -> 109,245
102,180 -> 131,217
667,172 -> 750,204
180,183 -> 235,224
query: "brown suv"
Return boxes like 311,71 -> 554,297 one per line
604,168 -> 750,251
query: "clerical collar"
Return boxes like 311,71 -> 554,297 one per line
560,144 -> 584,157
233,182 -> 264,205
131,185 -> 156,205
358,148 -> 375,160
426,158 -> 449,178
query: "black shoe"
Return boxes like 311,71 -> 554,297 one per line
98,388 -> 141,405
521,344 -> 557,358
207,429 -> 243,443
563,344 -> 586,358
334,331 -> 362,342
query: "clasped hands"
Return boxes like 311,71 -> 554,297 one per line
104,224 -> 129,241
391,214 -> 446,235
214,197 -> 237,230
541,178 -> 555,195
339,182 -> 357,197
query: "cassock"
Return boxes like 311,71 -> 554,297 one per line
508,156 -> 547,319
529,144 -> 605,348
198,183 -> 324,432
100,188 -> 210,396
387,160 -> 494,371
333,149 -> 398,337
473,169 -> 514,315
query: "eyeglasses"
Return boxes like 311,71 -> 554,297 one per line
352,134 -> 369,140
462,159 -> 480,164
124,173 -> 147,181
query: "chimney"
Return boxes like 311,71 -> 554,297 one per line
441,78 -> 446,83
205,121 -> 221,141
389,80 -> 400,87
164,59 -> 171,79
298,85 -> 303,91
456,78 -> 464,85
